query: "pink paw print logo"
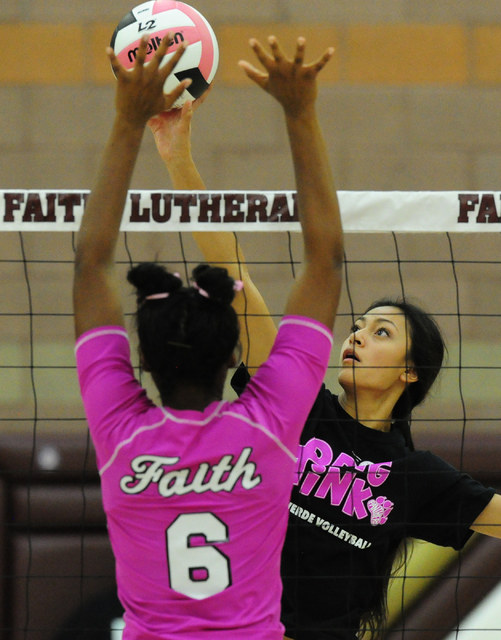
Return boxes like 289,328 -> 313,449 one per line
367,496 -> 394,526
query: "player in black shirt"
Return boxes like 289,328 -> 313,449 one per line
150,37 -> 501,640
232,299 -> 498,639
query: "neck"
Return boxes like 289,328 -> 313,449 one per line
159,366 -> 228,411
338,389 -> 399,432
162,385 -> 222,411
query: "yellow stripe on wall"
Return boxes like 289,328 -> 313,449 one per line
0,25 -> 85,84
91,23 -> 119,84
473,25 -> 501,84
1,23 -> 501,87
346,24 -> 468,85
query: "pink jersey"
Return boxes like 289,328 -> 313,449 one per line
75,316 -> 332,639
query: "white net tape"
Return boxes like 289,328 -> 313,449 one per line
1,190 -> 500,232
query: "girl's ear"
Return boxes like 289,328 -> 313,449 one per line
401,367 -> 418,384
229,341 -> 242,369
228,350 -> 238,369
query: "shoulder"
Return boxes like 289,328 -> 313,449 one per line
75,326 -> 129,358
75,325 -> 141,414
402,449 -> 491,496
406,449 -> 457,471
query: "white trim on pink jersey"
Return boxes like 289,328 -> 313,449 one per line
80,318 -> 332,479
161,401 -> 226,425
75,327 -> 128,354
99,412 -> 170,477
99,399 -> 297,477
279,317 -> 334,345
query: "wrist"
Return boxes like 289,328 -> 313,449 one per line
162,148 -> 193,168
114,112 -> 148,139
285,108 -> 319,140
285,103 -> 317,124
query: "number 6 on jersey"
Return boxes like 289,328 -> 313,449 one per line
166,512 -> 232,600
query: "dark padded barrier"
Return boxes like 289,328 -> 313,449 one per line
1,422 -> 500,640
385,427 -> 501,639
0,426 -> 116,640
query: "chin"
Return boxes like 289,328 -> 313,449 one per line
338,369 -> 357,390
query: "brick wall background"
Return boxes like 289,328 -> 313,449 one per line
2,1 -> 501,190
1,3 -> 501,637
2,0 -> 501,473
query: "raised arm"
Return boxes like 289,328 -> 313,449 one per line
239,36 -> 343,329
149,101 -> 277,371
73,35 -> 190,339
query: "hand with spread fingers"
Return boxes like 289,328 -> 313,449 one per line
107,33 -> 191,127
238,36 -> 334,118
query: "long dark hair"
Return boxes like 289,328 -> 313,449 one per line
359,297 -> 445,640
359,539 -> 413,640
127,263 -> 240,404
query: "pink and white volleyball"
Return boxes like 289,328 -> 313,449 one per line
110,0 -> 219,109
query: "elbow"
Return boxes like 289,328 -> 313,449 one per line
331,238 -> 345,271
73,249 -> 112,289
73,246 -> 95,278
304,233 -> 344,272
74,235 -> 113,273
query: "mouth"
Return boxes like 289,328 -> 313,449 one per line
342,349 -> 360,364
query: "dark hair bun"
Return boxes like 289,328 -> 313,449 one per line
192,264 -> 236,305
127,263 -> 183,304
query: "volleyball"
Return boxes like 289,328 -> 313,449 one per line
110,0 -> 219,109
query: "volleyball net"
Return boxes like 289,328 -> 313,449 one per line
1,189 -> 501,640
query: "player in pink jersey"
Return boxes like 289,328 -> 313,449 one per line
73,33 -> 343,639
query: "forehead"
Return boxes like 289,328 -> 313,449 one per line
362,306 -> 406,325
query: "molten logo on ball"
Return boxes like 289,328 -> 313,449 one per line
110,0 -> 219,109
126,32 -> 184,64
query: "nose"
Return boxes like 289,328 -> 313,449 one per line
349,328 -> 363,346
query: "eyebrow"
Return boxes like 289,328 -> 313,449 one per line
356,315 -> 399,330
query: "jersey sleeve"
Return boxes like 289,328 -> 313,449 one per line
406,451 -> 495,549
74,327 -> 153,467
233,315 -> 333,453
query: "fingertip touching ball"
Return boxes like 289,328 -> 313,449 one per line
110,0 -> 219,109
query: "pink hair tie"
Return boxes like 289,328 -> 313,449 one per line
192,282 -> 210,299
233,280 -> 244,292
145,292 -> 170,301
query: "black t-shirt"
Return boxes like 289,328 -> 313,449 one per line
231,367 -> 495,640
281,385 -> 495,639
